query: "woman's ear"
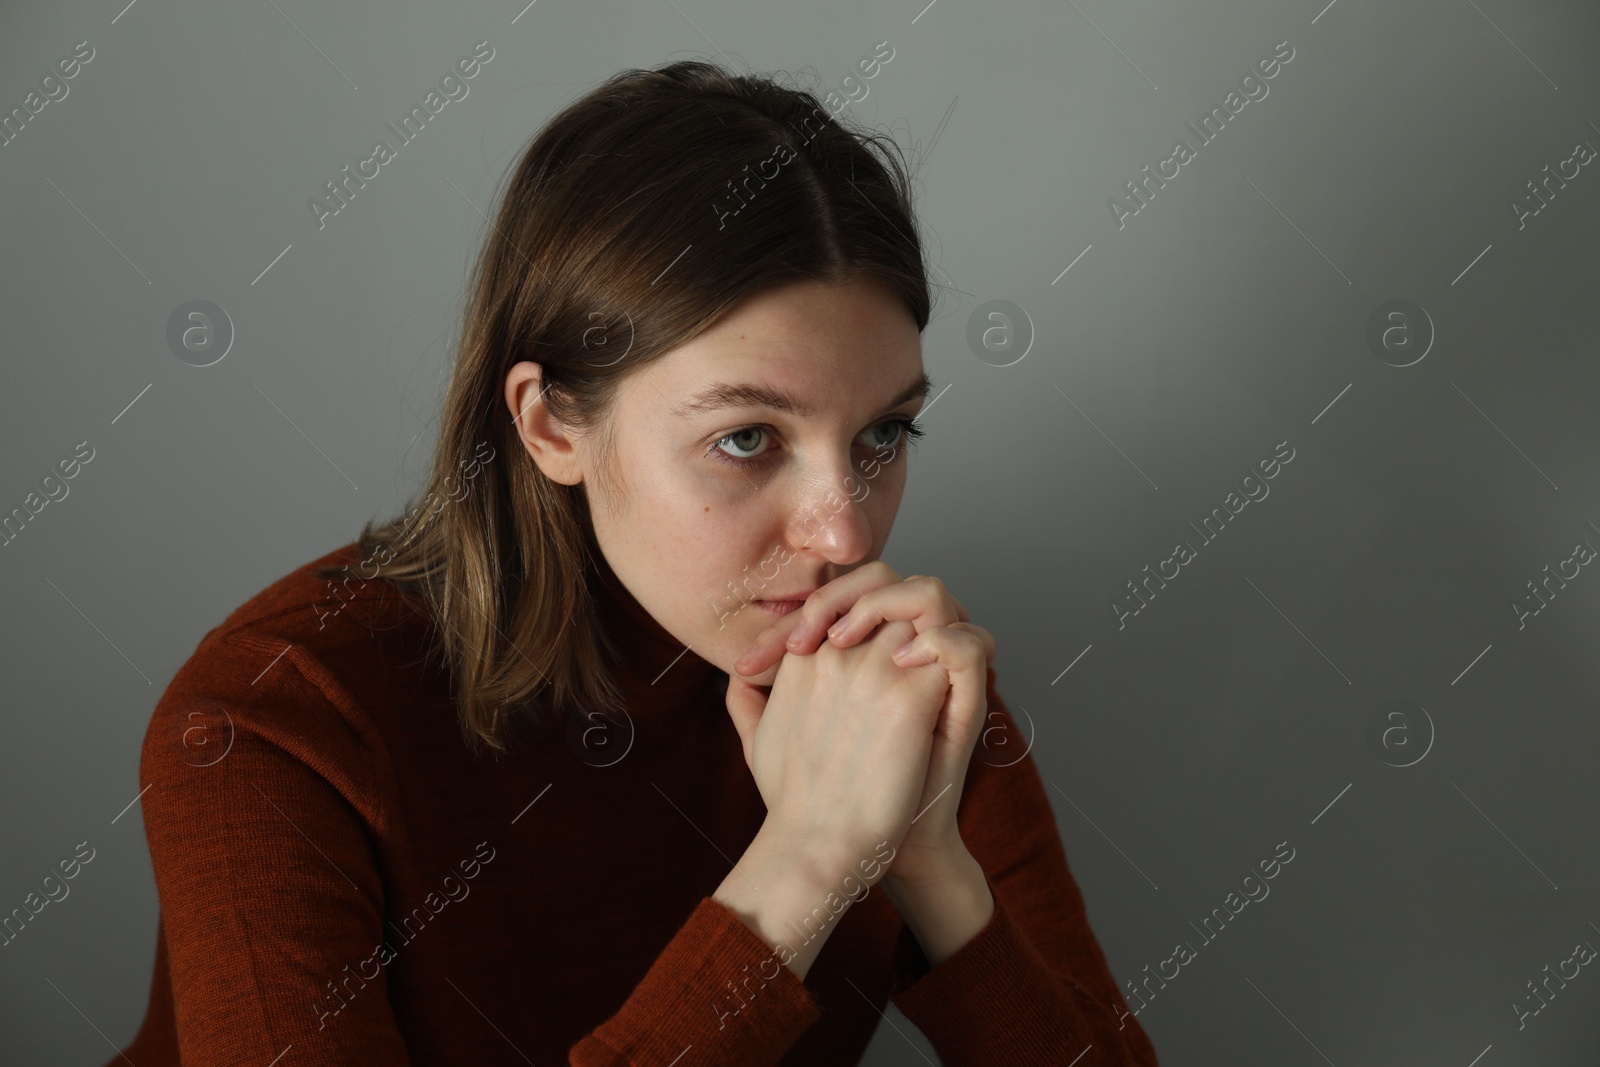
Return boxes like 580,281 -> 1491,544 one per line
504,361 -> 584,486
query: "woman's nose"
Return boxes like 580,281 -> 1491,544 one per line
783,476 -> 874,563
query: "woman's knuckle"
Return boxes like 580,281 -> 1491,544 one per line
915,575 -> 956,612
869,560 -> 902,583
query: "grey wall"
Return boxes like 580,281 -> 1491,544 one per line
4,0 -> 1599,1063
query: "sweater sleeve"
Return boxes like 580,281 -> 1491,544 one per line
885,664 -> 1162,1066
567,897 -> 822,1065
140,641 -> 417,1066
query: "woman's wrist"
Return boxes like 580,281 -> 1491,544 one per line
712,823 -> 858,982
880,846 -> 994,968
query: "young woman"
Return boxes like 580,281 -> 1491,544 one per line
112,60 -> 1160,1066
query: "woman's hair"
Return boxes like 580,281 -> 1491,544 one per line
318,57 -> 934,755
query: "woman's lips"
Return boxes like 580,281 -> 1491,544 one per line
755,600 -> 804,616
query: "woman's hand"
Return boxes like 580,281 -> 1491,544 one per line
724,617 -> 954,889
731,564 -> 996,889
732,562 -> 984,682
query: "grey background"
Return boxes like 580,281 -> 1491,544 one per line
3,0 -> 1598,1063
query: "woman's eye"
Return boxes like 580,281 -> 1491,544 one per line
862,420 -> 905,451
709,418 -> 926,469
714,426 -> 771,462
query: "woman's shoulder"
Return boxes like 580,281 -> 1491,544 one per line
177,540 -> 431,684
209,540 -> 425,644
140,541 -> 436,781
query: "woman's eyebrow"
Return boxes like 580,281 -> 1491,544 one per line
671,371 -> 934,419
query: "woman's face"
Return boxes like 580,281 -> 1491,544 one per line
506,275 -> 929,682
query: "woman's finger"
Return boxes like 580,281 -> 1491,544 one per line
889,623 -> 991,741
824,575 -> 963,652
722,675 -> 769,770
939,621 -> 996,667
733,559 -> 901,677
904,576 -> 969,624
885,625 -> 994,846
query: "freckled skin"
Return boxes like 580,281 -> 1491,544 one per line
505,276 -> 925,677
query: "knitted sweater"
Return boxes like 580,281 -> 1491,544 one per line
110,541 -> 1160,1065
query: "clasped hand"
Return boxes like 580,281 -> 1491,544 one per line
723,562 -> 996,892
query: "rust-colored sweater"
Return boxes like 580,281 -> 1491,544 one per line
112,541 -> 1160,1065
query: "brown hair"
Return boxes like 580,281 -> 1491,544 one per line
318,58 -> 935,755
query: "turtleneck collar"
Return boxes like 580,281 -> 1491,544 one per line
581,517 -> 728,736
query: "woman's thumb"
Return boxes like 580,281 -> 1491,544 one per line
724,675 -> 768,767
